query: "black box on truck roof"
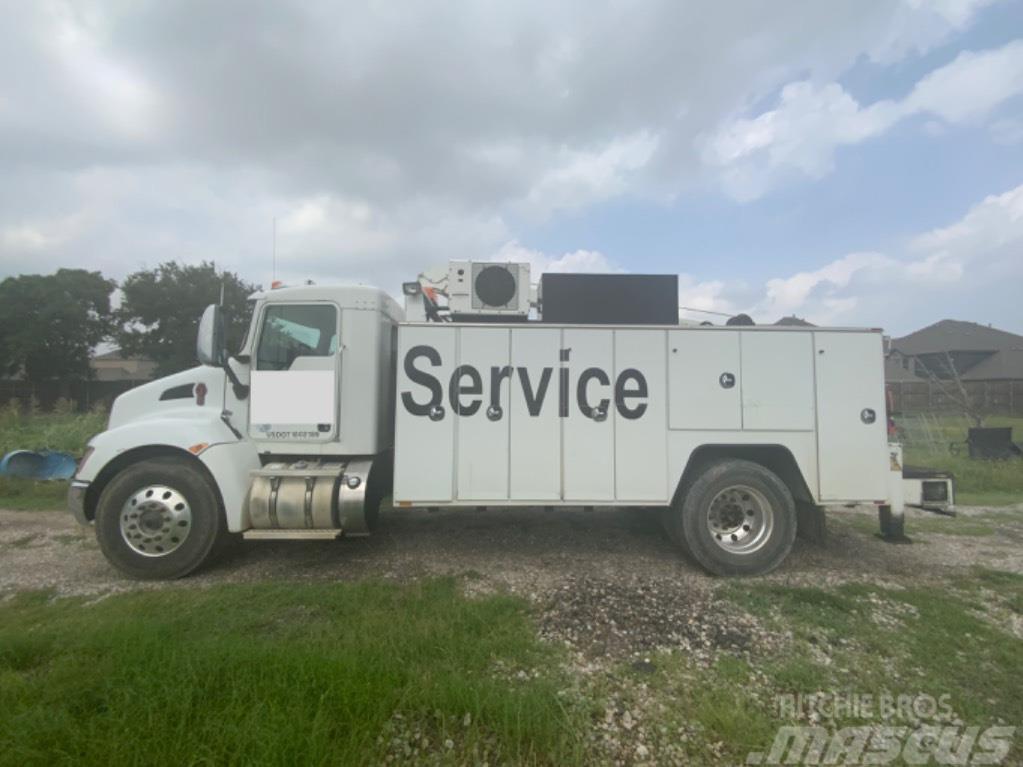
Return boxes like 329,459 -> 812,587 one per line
538,273 -> 679,325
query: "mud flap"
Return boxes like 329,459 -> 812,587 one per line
878,504 -> 909,542
796,502 -> 827,544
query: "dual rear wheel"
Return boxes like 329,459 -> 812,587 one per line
662,458 -> 797,576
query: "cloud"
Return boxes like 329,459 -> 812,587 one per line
0,0 -> 1000,284
492,183 -> 1023,332
746,183 -> 1023,330
549,182 -> 1023,332
757,252 -> 896,323
703,40 -> 1023,200
489,241 -> 622,275
702,83 -> 902,200
989,116 -> 1023,145
0,0 -> 1011,338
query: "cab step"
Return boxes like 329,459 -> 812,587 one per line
242,529 -> 342,541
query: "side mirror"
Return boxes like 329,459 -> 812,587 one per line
196,304 -> 226,367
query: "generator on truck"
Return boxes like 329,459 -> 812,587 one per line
68,261 -> 906,579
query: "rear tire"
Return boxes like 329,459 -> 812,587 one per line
95,456 -> 227,580
666,458 -> 796,576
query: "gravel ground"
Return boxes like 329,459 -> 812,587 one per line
3,502 -> 1021,610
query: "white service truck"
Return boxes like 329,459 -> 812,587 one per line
68,261 -> 904,579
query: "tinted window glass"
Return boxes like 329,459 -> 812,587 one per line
256,304 -> 337,371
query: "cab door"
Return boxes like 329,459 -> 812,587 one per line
248,303 -> 340,443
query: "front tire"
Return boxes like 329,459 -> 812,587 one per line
95,456 -> 226,580
666,458 -> 796,576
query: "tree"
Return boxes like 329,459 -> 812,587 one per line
0,269 -> 115,386
116,262 -> 257,376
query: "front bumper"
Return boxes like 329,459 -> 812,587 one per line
68,480 -> 90,525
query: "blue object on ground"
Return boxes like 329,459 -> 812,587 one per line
0,450 -> 78,480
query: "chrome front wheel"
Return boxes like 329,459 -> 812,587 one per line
96,457 -> 225,580
120,484 -> 193,557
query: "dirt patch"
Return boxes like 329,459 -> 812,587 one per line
2,502 -> 1021,604
538,575 -> 778,663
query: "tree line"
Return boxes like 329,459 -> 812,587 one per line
0,262 -> 256,387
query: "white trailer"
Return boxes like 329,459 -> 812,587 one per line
68,262 -> 904,579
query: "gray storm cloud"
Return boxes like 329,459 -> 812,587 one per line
0,0 -> 1001,302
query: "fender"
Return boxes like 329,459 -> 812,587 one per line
76,412 -> 259,533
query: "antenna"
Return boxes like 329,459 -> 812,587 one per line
272,217 -> 277,282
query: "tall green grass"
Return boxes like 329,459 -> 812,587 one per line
902,449 -> 1023,506
0,400 -> 107,457
726,572 -> 1023,755
0,402 -> 106,510
899,414 -> 1023,505
0,579 -> 583,766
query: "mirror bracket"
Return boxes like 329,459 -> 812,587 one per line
223,359 -> 249,400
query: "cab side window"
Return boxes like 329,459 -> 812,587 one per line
255,304 -> 338,371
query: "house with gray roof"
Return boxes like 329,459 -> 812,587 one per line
889,319 -> 1023,381
886,319 -> 1023,416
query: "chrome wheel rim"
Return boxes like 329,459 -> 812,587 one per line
706,485 -> 774,555
120,485 -> 192,557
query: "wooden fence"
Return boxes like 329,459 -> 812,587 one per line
887,379 -> 1023,417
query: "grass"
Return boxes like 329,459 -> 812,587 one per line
0,579 -> 584,767
836,508 -> 1021,538
584,564 -> 1023,764
712,571 -> 1023,763
902,449 -> 1023,506
900,414 -> 1023,506
1,489 -> 1020,763
0,477 -> 68,511
728,573 -> 1023,724
0,402 -> 106,510
0,400 -> 106,457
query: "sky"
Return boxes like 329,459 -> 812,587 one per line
0,0 -> 1021,336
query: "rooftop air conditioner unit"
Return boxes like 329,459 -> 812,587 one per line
447,261 -> 531,318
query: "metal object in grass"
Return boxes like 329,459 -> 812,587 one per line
0,450 -> 77,480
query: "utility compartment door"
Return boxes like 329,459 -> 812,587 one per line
509,327 -> 562,501
741,331 -> 815,430
455,327 -> 510,500
814,332 -> 889,502
614,330 -> 668,501
668,330 -> 741,430
394,326 -> 456,502
563,328 -> 615,501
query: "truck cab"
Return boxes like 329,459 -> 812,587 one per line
69,284 -> 402,579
